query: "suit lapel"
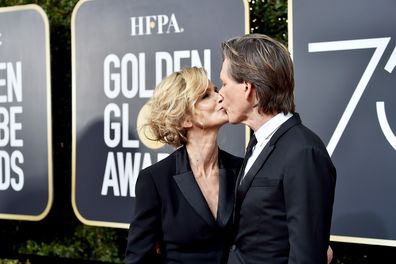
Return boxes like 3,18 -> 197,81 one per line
172,147 -> 216,226
217,168 -> 235,227
173,171 -> 216,226
237,144 -> 274,199
236,114 -> 302,207
172,147 -> 237,227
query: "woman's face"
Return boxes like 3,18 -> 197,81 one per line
191,81 -> 228,129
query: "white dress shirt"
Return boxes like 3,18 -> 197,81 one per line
242,112 -> 293,179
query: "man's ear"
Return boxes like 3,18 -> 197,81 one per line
244,81 -> 255,100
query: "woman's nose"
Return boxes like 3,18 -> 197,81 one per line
217,93 -> 224,103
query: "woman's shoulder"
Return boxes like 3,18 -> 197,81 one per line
138,147 -> 182,179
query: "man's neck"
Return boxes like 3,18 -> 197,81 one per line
244,111 -> 276,132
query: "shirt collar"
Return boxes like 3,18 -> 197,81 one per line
254,112 -> 293,144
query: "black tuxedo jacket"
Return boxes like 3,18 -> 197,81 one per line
228,113 -> 336,264
125,146 -> 242,264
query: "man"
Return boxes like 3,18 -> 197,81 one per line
219,33 -> 336,263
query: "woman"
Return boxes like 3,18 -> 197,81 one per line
125,67 -> 243,264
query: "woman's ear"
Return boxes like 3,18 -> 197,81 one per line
182,117 -> 193,128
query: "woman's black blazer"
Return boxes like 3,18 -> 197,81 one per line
125,146 -> 242,264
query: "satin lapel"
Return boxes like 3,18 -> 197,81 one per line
237,144 -> 274,203
217,168 -> 235,227
173,147 -> 216,226
236,114 -> 302,207
173,172 -> 216,226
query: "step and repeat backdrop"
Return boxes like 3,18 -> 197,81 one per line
291,0 -> 396,246
71,0 -> 249,228
3,0 -> 395,248
0,5 -> 52,221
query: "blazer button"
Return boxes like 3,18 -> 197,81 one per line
230,245 -> 236,251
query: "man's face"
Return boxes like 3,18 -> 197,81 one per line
219,58 -> 248,124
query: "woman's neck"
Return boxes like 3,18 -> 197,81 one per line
185,129 -> 219,175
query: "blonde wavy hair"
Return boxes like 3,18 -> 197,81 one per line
144,67 -> 209,148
